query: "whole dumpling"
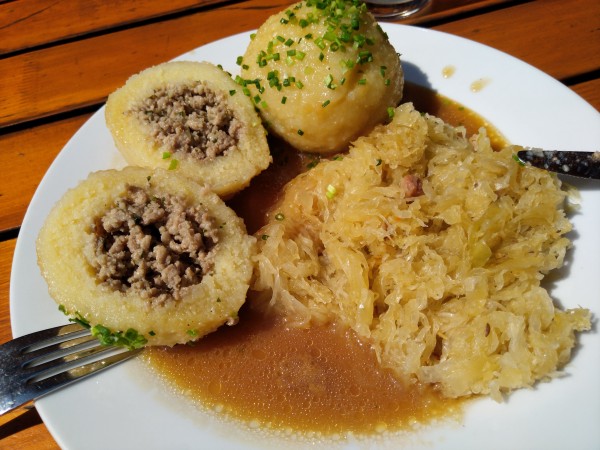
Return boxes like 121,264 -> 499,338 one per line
240,0 -> 403,154
37,166 -> 255,347
105,61 -> 272,198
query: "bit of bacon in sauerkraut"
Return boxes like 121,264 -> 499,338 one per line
252,103 -> 591,400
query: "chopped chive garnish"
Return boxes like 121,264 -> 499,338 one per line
512,153 -> 526,166
326,184 -> 337,199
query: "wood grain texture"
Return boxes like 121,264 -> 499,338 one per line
0,0 -> 230,55
0,238 -> 15,344
3,0 -> 598,128
570,78 -> 600,113
0,114 -> 92,233
0,407 -> 58,450
434,0 -> 600,81
0,0 -> 281,127
402,0 -> 513,25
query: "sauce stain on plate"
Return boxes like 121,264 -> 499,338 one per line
442,65 -> 456,78
470,77 -> 491,92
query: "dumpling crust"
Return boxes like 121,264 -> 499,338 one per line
240,0 -> 403,154
37,166 -> 256,346
105,61 -> 272,197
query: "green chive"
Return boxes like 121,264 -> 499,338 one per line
326,184 -> 337,199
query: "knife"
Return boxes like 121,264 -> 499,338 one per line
516,148 -> 600,180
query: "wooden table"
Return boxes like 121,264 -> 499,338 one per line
1,0 -> 598,447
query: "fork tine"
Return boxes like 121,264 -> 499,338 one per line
0,324 -> 142,416
17,323 -> 89,353
22,334 -> 99,368
24,340 -> 117,382
32,348 -> 143,394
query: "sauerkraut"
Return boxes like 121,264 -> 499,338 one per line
252,103 -> 591,400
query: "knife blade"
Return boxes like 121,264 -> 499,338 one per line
516,148 -> 600,180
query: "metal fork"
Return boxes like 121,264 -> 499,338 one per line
0,323 -> 142,416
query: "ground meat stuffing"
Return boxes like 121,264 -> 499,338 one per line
131,81 -> 243,160
88,185 -> 220,304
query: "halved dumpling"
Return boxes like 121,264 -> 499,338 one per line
37,166 -> 255,347
105,61 -> 272,197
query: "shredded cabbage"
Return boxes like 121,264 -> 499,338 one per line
252,103 -> 591,400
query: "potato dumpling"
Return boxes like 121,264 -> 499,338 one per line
105,61 -> 272,197
37,166 -> 255,347
240,0 -> 403,154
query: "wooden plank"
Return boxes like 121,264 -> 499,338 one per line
0,238 -> 15,343
0,0 -> 284,128
434,0 -> 600,81
0,114 -> 91,232
2,0 -> 598,129
0,406 -> 58,450
570,78 -> 600,113
0,0 -> 231,55
0,0 -> 514,55
401,0 -> 514,25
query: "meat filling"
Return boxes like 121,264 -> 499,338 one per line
88,185 -> 220,304
131,81 -> 243,160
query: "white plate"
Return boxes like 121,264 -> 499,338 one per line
10,24 -> 600,450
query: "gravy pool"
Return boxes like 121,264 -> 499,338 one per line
144,84 -> 506,436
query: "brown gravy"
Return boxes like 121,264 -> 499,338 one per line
146,302 -> 460,435
144,84 -> 505,437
